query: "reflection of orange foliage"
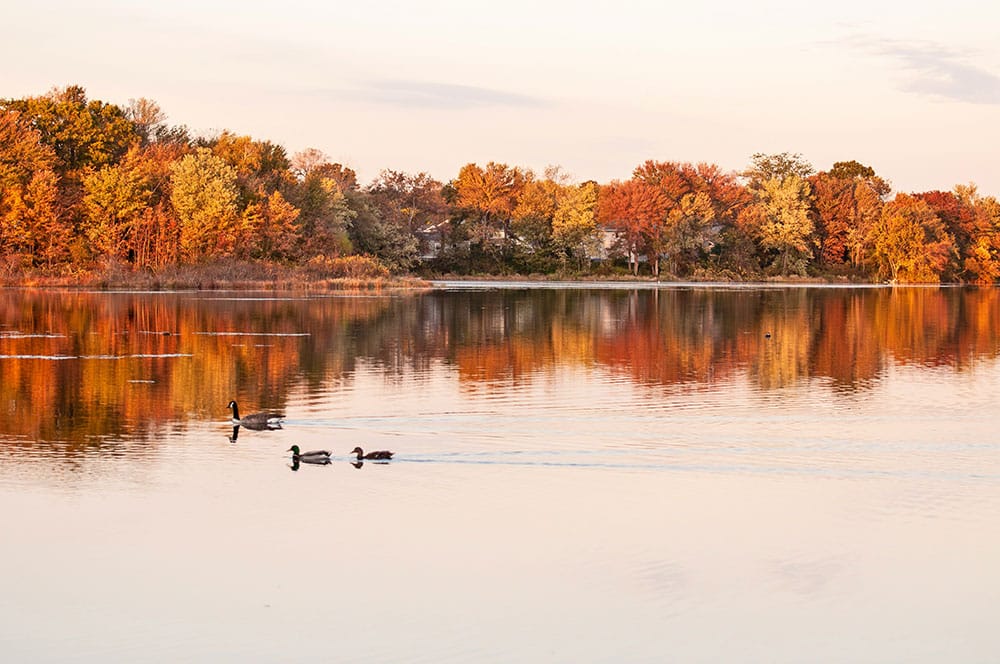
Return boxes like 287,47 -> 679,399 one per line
0,291 -> 389,449
594,290 -> 739,386
5,287 -> 1000,452
441,288 -> 1000,394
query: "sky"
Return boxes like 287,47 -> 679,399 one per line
3,0 -> 999,194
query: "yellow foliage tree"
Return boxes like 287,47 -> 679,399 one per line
749,175 -> 814,275
82,147 -> 152,261
170,148 -> 240,261
552,181 -> 599,267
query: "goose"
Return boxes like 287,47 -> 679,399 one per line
288,445 -> 332,464
228,400 -> 283,430
351,446 -> 394,461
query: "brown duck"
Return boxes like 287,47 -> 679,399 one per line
351,446 -> 394,461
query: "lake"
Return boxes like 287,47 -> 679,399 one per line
1,283 -> 999,662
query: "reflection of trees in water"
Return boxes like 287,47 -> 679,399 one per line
0,291 -> 391,449
2,287 -> 1000,449
402,287 -> 1000,393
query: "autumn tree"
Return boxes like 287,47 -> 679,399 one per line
237,190 -> 300,261
451,162 -> 525,255
870,194 -> 955,283
953,184 -> 1000,283
170,148 -> 240,260
125,142 -> 188,269
347,192 -> 419,272
912,189 -> 976,280
207,131 -> 291,205
742,176 -> 815,275
744,152 -> 814,185
552,181 -> 599,269
511,173 -> 561,255
81,147 -> 153,262
367,170 -> 447,233
741,154 -> 816,275
1,85 -> 138,177
288,163 -> 355,259
0,109 -> 70,267
621,161 -> 744,276
126,98 -> 168,146
362,170 -> 447,269
598,179 -> 669,275
809,161 -> 890,270
630,161 -> 694,276
664,191 -> 717,274
810,172 -> 856,265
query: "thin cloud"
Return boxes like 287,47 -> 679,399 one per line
846,35 -> 1000,105
341,80 -> 550,110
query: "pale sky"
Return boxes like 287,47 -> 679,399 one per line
3,0 -> 999,195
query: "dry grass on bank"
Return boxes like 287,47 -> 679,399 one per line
0,258 -> 430,292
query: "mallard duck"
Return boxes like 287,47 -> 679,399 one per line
288,445 -> 331,464
351,446 -> 394,460
228,400 -> 283,430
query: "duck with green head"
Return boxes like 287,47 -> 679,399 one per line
288,445 -> 332,464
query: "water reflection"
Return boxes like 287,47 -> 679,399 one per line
289,457 -> 331,472
1,286 -> 999,449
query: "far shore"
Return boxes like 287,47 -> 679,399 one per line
0,263 -> 962,292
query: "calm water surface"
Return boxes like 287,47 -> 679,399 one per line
2,284 -> 1000,662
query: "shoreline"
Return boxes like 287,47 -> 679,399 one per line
0,270 -> 970,292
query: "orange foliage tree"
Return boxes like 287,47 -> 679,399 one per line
598,178 -> 669,275
451,162 -> 525,254
0,109 -> 71,268
870,194 -> 955,282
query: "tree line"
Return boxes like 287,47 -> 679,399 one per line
2,85 -> 998,283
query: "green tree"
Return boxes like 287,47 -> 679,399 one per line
289,168 -> 355,258
364,170 -> 446,269
1,85 -> 138,177
348,191 -> 419,272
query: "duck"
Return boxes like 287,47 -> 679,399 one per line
351,446 -> 394,461
288,445 -> 332,464
228,400 -> 283,430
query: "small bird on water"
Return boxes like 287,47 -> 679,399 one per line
351,446 -> 394,461
287,445 -> 332,464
